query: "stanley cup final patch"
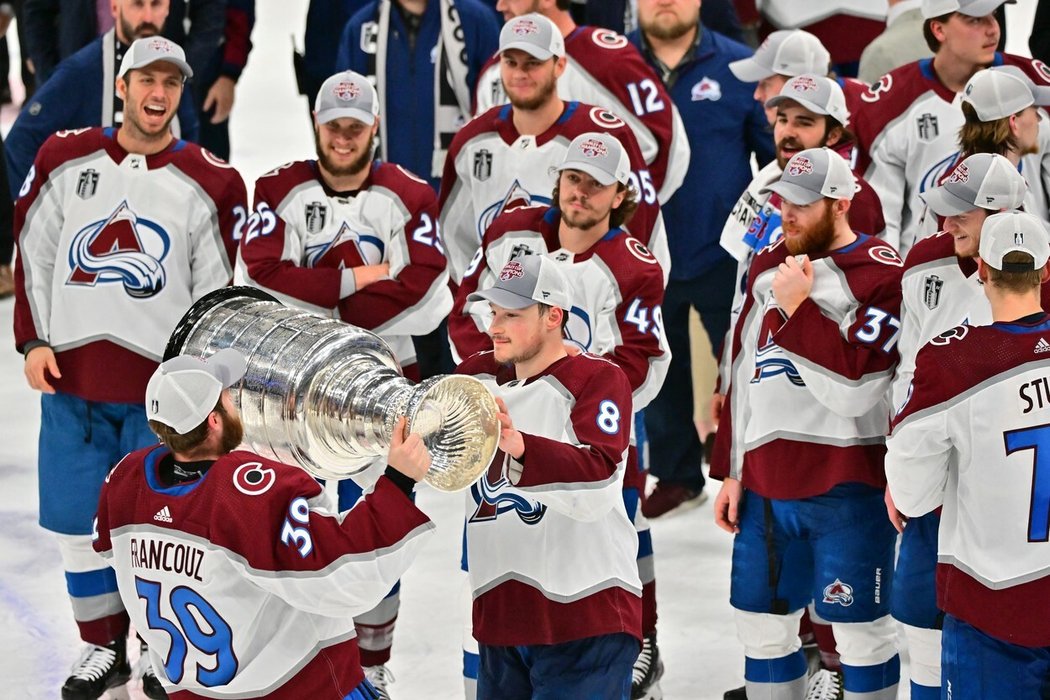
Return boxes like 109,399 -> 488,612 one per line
923,274 -> 943,310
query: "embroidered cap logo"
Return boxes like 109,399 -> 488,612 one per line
791,75 -> 819,92
787,156 -> 813,177
334,81 -> 361,102
947,163 -> 969,184
499,261 -> 525,281
513,19 -> 539,35
580,138 -> 608,158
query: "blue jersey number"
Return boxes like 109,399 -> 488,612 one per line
1003,424 -> 1050,542
136,577 -> 238,686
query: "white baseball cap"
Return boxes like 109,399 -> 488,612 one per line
146,348 -> 247,434
979,210 -> 1050,271
118,37 -> 193,79
728,30 -> 831,83
555,132 -> 631,186
922,0 -> 1013,19
765,74 -> 850,127
468,255 -> 573,311
920,153 -> 1028,216
499,13 -> 564,60
760,147 -> 857,205
962,65 -> 1050,121
315,71 -> 379,125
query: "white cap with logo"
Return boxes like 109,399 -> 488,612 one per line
467,254 -> 573,312
315,71 -> 380,125
765,74 -> 850,127
760,147 -> 857,205
920,153 -> 1028,216
729,30 -> 831,83
979,210 -> 1050,271
555,132 -> 631,186
962,65 -> 1050,121
499,13 -> 565,60
118,37 -> 193,80
146,348 -> 247,435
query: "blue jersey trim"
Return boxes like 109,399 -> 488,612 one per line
143,445 -> 210,496
834,233 -> 870,256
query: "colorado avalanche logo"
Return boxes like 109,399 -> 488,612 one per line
786,156 -> 813,177
580,138 -> 608,158
791,75 -> 818,92
469,454 -> 546,525
946,163 -> 969,184
334,80 -> 360,102
564,305 -> 593,352
591,29 -> 628,49
67,200 -> 170,298
822,579 -> 854,606
478,181 -> 549,241
499,260 -> 525,281
752,305 -> 805,386
511,18 -> 538,35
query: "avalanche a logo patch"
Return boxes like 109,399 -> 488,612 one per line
822,579 -> 854,606
66,200 -> 170,298
691,77 -> 722,102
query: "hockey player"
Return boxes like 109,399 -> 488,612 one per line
439,12 -> 666,284
93,349 -> 436,698
450,131 -> 668,698
886,210 -> 1050,698
711,148 -> 903,700
12,37 -> 247,700
236,69 -> 452,698
457,254 -> 642,700
476,0 -> 689,204
888,152 -> 1030,699
851,0 -> 1050,256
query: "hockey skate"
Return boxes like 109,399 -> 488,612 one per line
804,668 -> 843,700
631,633 -> 664,699
364,664 -> 395,700
136,640 -> 168,699
61,639 -> 131,700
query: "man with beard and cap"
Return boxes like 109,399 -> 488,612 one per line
888,153 -> 1034,699
12,36 -> 246,700
710,147 -> 904,700
236,69 -> 452,699
92,349 -> 436,699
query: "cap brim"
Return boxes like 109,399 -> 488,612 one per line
920,185 -> 980,216
760,180 -> 823,205
1031,85 -> 1050,107
729,57 -> 772,82
556,161 -> 619,186
316,107 -> 377,125
467,287 -> 537,310
957,0 -> 1014,16
208,348 -> 247,388
122,56 -> 193,79
500,42 -> 555,60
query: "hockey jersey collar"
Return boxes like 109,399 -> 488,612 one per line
918,53 -> 1006,102
101,127 -> 186,168
992,312 -> 1050,335
143,444 -> 211,496
495,101 -> 581,148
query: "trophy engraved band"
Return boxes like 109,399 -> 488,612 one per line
164,287 -> 500,492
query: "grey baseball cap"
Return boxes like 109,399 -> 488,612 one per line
760,147 -> 857,205
962,65 -> 1050,121
728,30 -> 831,83
146,348 -> 246,435
118,37 -> 193,79
979,210 -> 1050,271
922,0 -> 1013,19
468,255 -> 572,311
315,71 -> 379,125
555,132 -> 631,186
765,74 -> 850,127
499,13 -> 565,60
921,153 -> 1028,216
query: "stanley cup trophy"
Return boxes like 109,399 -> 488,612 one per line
164,287 -> 500,492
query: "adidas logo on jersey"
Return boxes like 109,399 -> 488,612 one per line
153,506 -> 173,523
1036,338 -> 1050,354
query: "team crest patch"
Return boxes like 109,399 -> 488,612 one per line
822,579 -> 854,606
580,138 -> 608,158
334,80 -> 361,101
691,77 -> 722,101
67,200 -> 170,298
233,462 -> 276,496
500,260 -> 525,281
791,75 -> 818,92
947,163 -> 969,184
512,18 -> 539,35
473,149 -> 492,181
305,202 -> 327,234
923,274 -> 943,309
787,156 -> 813,176
76,169 -> 99,199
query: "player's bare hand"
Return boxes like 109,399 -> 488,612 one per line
495,397 -> 525,459
885,487 -> 907,534
771,254 -> 813,317
387,416 -> 431,482
24,346 -> 61,394
714,477 -> 743,534
353,263 -> 391,290
709,392 -> 724,427
203,76 -> 236,124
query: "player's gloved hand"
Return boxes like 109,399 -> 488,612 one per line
714,477 -> 742,534
24,345 -> 61,394
884,487 -> 907,534
352,263 -> 391,290
771,254 -> 814,316
495,397 -> 525,459
387,416 -> 431,482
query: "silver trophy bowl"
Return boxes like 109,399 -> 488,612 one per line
164,287 -> 500,492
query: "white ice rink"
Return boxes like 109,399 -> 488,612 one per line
0,2 -> 1038,698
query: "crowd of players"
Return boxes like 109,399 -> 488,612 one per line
6,0 -> 1050,699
